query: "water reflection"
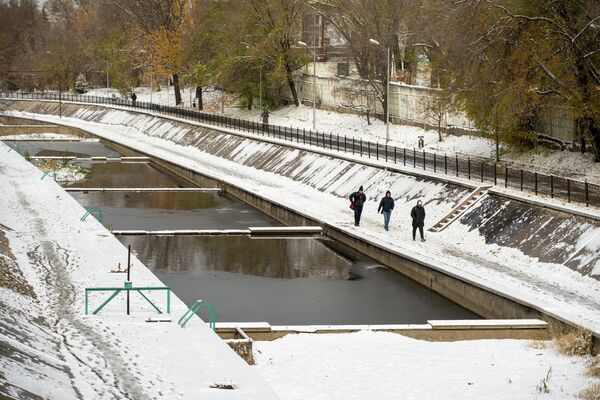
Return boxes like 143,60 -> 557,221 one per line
4,141 -> 121,157
63,161 -> 213,188
118,235 -> 479,324
70,191 -> 278,230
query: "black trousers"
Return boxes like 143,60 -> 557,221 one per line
412,225 -> 424,240
354,205 -> 363,225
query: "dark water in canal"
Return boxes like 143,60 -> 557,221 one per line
70,191 -> 277,230
119,235 -> 477,324
5,140 -> 121,158
64,161 -> 194,188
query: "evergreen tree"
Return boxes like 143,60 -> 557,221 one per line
75,73 -> 88,94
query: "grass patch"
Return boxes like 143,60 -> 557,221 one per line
579,382 -> 600,400
554,329 -> 593,356
587,357 -> 600,378
547,321 -> 593,356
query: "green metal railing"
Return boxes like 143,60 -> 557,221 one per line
80,207 -> 103,223
41,170 -> 57,181
178,300 -> 216,330
85,282 -> 171,315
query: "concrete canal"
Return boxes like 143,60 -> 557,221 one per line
9,138 -> 479,324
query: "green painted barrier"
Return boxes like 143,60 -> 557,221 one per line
178,300 -> 216,331
85,283 -> 171,315
41,170 -> 57,181
80,207 -> 103,223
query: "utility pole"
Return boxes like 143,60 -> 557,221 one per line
369,38 -> 390,143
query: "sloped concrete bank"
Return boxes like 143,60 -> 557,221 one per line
1,101 -> 599,352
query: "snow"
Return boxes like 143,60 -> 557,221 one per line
0,133 -> 82,140
252,331 -> 595,400
88,85 -> 600,184
0,141 -> 278,399
4,104 -> 599,341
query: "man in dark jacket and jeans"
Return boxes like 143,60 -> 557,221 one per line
349,186 -> 367,226
411,200 -> 426,241
377,191 -> 394,231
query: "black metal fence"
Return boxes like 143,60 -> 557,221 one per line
2,91 -> 597,208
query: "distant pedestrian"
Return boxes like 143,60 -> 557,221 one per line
349,186 -> 367,227
411,200 -> 426,241
261,108 -> 269,125
377,190 -> 395,231
130,92 -> 137,105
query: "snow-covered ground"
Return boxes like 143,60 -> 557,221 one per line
2,102 -> 599,399
87,86 -> 600,184
3,103 -> 598,338
0,141 -> 278,399
253,331 -> 595,400
0,133 -> 81,140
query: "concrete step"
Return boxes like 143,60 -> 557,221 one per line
428,185 -> 491,232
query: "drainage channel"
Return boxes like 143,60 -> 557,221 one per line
20,139 -> 480,326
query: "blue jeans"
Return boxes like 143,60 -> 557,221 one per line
383,211 -> 391,229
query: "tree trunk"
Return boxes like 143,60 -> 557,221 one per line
588,118 -> 600,162
438,119 -> 443,142
195,86 -> 203,110
172,74 -> 182,105
284,62 -> 300,106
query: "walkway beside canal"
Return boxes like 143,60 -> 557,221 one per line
0,141 -> 278,399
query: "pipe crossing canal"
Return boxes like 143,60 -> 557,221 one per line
18,139 -> 479,325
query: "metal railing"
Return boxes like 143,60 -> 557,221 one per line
1,91 -> 597,208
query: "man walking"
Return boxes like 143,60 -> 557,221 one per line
377,191 -> 394,231
349,186 -> 367,227
411,200 -> 426,241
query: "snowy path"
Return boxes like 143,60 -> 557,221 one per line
0,144 -> 278,399
3,107 -> 600,338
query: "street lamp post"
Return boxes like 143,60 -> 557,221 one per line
369,38 -> 390,143
298,40 -> 317,131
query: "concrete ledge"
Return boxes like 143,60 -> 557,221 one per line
427,319 -> 548,330
489,188 -> 600,221
112,229 -> 250,236
65,187 -> 221,193
215,320 -> 549,342
249,226 -> 323,235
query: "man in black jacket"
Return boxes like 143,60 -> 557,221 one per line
377,191 -> 394,231
349,186 -> 367,226
411,200 -> 426,241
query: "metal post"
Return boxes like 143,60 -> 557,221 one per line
385,144 -> 388,162
360,139 -> 362,156
422,150 -> 426,170
493,163 -> 497,185
444,154 -> 447,174
368,142 -> 371,158
376,143 -> 379,160
455,155 -> 459,177
312,14 -> 317,131
567,178 -> 571,202
468,158 -> 471,179
550,175 -> 554,198
480,162 -> 483,182
520,169 -> 523,191
394,147 -> 397,163
585,179 -> 589,207
403,148 -> 406,166
505,166 -> 508,188
127,245 -> 131,315
534,172 -> 538,195
433,153 -> 437,172
413,148 -> 416,168
385,46 -> 390,143
59,75 -> 62,118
